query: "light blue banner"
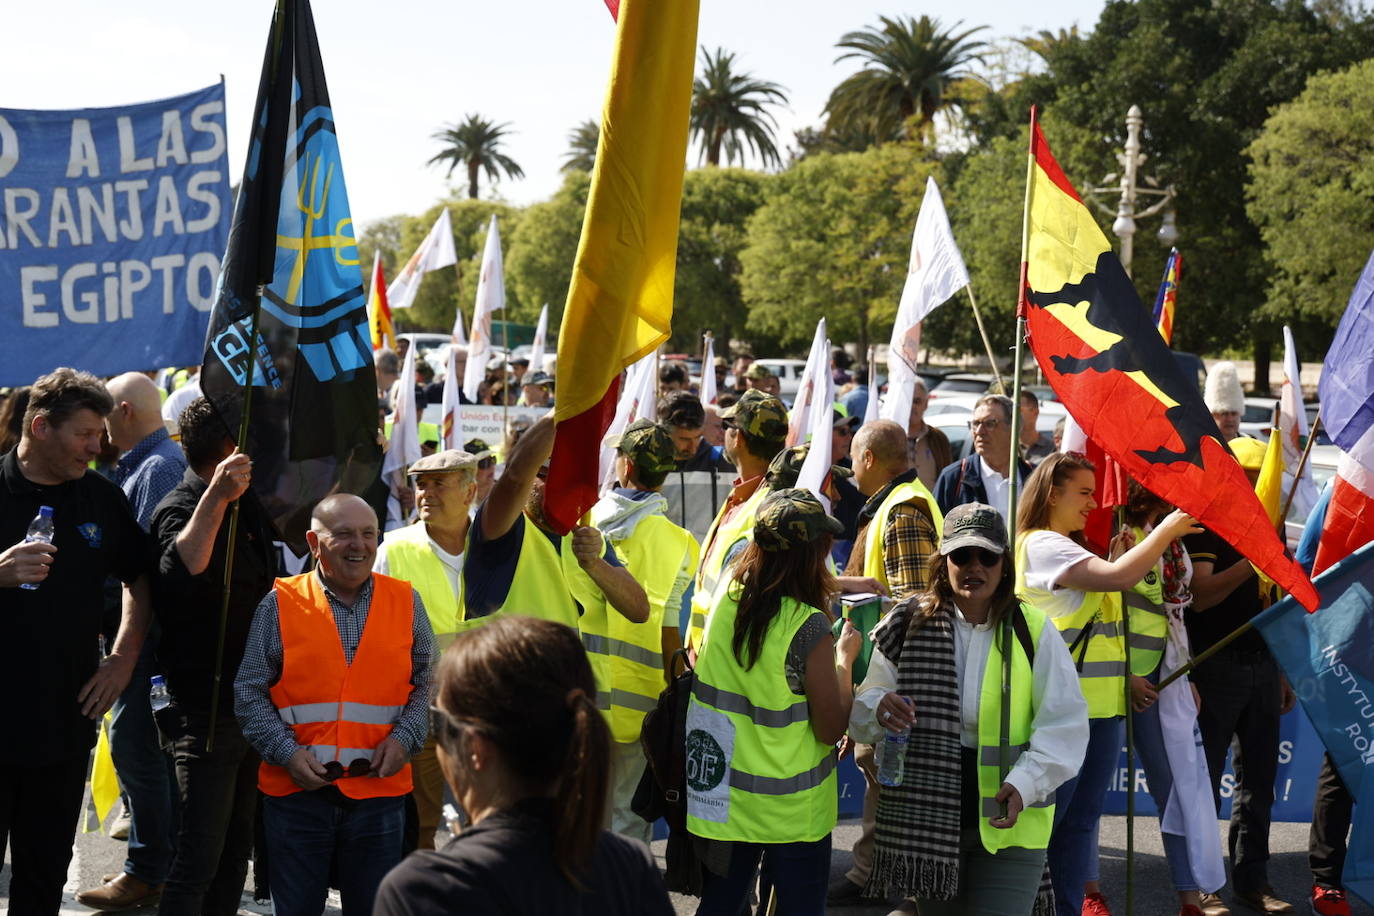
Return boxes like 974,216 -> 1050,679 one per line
0,84 -> 230,385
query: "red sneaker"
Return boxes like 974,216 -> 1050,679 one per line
1083,892 -> 1114,916
1311,886 -> 1352,916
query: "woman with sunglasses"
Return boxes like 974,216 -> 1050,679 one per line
686,488 -> 861,916
1014,453 -> 1200,916
852,502 -> 1087,915
373,615 -> 673,915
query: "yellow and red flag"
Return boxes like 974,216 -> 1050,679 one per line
1019,108 -> 1317,610
367,254 -> 395,352
1151,248 -> 1181,345
544,0 -> 700,533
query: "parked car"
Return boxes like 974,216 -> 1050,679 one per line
1284,444 -> 1338,552
928,400 -> 1066,462
751,358 -> 809,396
1238,398 -> 1328,444
930,373 -> 997,398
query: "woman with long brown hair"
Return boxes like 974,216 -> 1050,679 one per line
686,488 -> 860,916
373,615 -> 672,915
1015,453 -> 1200,916
853,503 -> 1088,915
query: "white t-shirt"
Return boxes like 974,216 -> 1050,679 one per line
978,455 -> 1012,529
375,528 -> 465,598
1020,529 -> 1097,620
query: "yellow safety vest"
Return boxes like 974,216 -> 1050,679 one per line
1015,529 -> 1125,718
976,603 -> 1055,852
381,522 -> 464,655
862,479 -> 944,595
1124,526 -> 1168,677
581,514 -> 700,743
688,485 -> 768,651
685,589 -> 838,843
461,519 -> 600,633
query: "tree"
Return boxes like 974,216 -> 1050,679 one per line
355,214 -> 407,283
823,15 -> 988,145
740,144 -> 939,353
673,168 -> 771,350
562,119 -> 599,173
690,47 -> 789,169
427,114 -> 525,200
506,170 -> 592,329
1247,58 -> 1374,349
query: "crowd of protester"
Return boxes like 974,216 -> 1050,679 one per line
0,348 -> 1359,916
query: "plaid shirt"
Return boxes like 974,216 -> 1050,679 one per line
113,428 -> 186,530
846,474 -> 938,602
234,573 -> 434,767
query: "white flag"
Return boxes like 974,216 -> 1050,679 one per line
383,344 -> 421,530
441,344 -> 463,451
529,303 -> 550,375
700,334 -> 718,406
387,208 -> 458,311
463,215 -> 506,402
599,353 -> 658,492
881,178 -> 969,426
786,318 -> 830,448
796,338 -> 837,508
451,305 -> 467,348
862,346 -> 880,426
1279,325 -> 1319,518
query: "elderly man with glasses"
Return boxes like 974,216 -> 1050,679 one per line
932,394 -> 1032,530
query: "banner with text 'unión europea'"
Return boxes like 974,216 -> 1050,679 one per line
0,83 -> 231,385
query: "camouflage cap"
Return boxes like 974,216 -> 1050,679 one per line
743,362 -> 775,381
463,438 -> 493,461
754,488 -> 845,551
607,418 -> 678,475
765,444 -> 854,492
939,502 -> 1008,556
408,449 -> 478,477
718,389 -> 788,440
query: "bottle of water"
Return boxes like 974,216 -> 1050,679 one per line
876,727 -> 910,787
19,506 -> 54,591
149,675 -> 171,713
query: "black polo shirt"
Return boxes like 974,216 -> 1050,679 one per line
1183,528 -> 1268,655
150,468 -> 279,717
0,450 -> 152,765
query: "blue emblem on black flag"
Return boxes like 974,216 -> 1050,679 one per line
199,0 -> 381,551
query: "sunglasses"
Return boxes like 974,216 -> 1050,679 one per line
429,704 -> 464,745
948,546 -> 1002,568
321,758 -> 373,781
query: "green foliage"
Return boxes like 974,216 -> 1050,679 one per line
672,168 -> 771,350
356,215 -> 407,286
690,47 -> 789,168
395,200 -> 524,333
740,144 -> 939,352
506,171 -> 592,329
428,114 -> 525,200
562,120 -> 599,173
1247,58 -> 1374,342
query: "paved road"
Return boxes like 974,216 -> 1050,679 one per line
5,794 -> 1370,916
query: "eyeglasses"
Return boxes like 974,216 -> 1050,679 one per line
476,457 -> 495,470
321,758 -> 373,781
967,418 -> 1002,431
429,704 -> 472,747
949,546 -> 1002,568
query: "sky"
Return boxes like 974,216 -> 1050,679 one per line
5,0 -> 1107,235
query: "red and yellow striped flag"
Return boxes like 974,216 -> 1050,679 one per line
543,0 -> 700,533
367,254 -> 395,352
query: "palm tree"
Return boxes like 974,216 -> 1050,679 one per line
562,119 -> 599,173
690,47 -> 789,168
824,16 -> 988,145
427,114 -> 525,199
1016,26 -> 1080,66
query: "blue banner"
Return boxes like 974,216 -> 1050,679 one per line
0,84 -> 230,385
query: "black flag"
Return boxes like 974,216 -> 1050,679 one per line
200,0 -> 380,551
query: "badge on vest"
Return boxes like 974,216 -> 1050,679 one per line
76,522 -> 102,549
685,702 -> 734,823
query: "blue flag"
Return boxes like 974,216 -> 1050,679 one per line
1253,542 -> 1374,906
199,0 -> 380,551
1318,248 -> 1374,453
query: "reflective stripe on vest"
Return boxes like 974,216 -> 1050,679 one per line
1015,530 -> 1126,718
258,573 -> 416,799
1124,530 -> 1169,676
580,514 -> 700,743
862,479 -> 944,595
685,590 -> 837,844
383,522 -> 463,654
975,603 -> 1055,852
688,486 -> 768,651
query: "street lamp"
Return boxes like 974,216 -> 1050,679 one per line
1086,104 -> 1178,277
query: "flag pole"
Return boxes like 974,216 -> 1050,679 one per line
206,292 -> 263,751
1278,410 -> 1322,528
1157,621 -> 1255,691
1118,512 -> 1135,916
965,284 -> 1006,394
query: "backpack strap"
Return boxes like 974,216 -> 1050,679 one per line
1012,603 -> 1036,668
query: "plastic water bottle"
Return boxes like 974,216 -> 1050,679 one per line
876,727 -> 910,787
19,506 -> 54,591
149,675 -> 171,713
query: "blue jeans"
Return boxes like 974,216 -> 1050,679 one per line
108,634 -> 179,885
262,790 -> 404,916
1048,715 -> 1122,916
695,837 -> 831,916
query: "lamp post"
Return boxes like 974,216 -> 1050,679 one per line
1086,105 -> 1179,277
